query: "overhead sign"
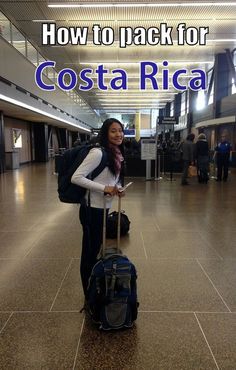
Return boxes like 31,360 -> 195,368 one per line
159,116 -> 178,125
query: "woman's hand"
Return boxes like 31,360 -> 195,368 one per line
104,186 -> 119,196
118,189 -> 125,197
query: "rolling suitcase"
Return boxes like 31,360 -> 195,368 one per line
86,195 -> 139,330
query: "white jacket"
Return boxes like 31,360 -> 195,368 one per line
71,147 -> 120,208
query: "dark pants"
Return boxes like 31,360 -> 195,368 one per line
181,160 -> 190,184
79,204 -> 108,296
197,155 -> 209,183
217,154 -> 229,181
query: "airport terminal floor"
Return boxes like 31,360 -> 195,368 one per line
0,161 -> 236,370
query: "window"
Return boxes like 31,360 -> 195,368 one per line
13,128 -> 22,148
0,11 -> 94,118
180,92 -> 186,116
38,54 -> 49,77
208,84 -> 214,103
186,90 -> 189,113
232,78 -> 236,95
207,69 -> 214,104
0,11 -> 11,42
196,90 -> 206,111
12,25 -> 26,57
48,69 -> 56,83
231,53 -> 236,94
38,54 -> 46,65
27,41 -> 38,66
151,109 -> 159,128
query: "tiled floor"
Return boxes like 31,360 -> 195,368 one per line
0,161 -> 236,369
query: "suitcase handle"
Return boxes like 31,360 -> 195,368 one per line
102,195 -> 121,256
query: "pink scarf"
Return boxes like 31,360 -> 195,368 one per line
109,144 -> 124,175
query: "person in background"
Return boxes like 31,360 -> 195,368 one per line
71,118 -> 125,297
214,134 -> 232,182
181,133 -> 195,185
124,139 -> 132,156
73,138 -> 82,147
195,133 -> 209,184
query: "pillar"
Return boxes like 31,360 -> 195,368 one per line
0,111 -> 5,173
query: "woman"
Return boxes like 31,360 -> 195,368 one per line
71,118 -> 125,296
195,133 -> 209,183
181,133 -> 195,185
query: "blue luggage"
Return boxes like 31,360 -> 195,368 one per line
87,196 -> 138,330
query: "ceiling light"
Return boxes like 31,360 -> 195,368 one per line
79,61 -> 213,65
94,97 -> 173,100
32,20 -> 56,22
94,89 -> 178,94
115,3 -> 145,7
48,3 -> 112,7
48,2 -> 236,8
97,98 -> 172,101
66,38 -> 235,46
207,39 -> 236,42
80,3 -> 113,6
0,93 -> 90,132
90,75 -> 194,79
178,2 -> 236,6
100,103 -> 166,105
79,62 -> 138,66
94,91 -> 176,95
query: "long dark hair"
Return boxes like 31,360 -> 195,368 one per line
187,133 -> 195,142
98,118 -> 125,179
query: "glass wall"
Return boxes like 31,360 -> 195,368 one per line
26,41 -> 38,66
0,10 -> 92,117
232,79 -> 236,95
231,51 -> 236,95
0,12 -> 11,42
207,69 -> 214,104
151,109 -> 159,128
196,90 -> 206,111
180,91 -> 186,116
186,90 -> 189,113
12,24 -> 26,57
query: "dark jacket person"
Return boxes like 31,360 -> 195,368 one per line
196,133 -> 209,183
181,133 -> 195,185
214,135 -> 232,182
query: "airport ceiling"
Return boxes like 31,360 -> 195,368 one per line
1,0 -> 236,125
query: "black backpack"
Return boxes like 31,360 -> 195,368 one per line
106,211 -> 130,239
57,145 -> 108,204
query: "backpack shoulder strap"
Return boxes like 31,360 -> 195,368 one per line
91,147 -> 108,179
67,145 -> 90,177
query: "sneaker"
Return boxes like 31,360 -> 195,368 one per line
181,181 -> 189,185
